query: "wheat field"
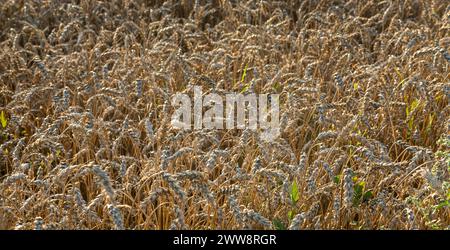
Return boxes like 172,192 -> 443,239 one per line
0,0 -> 449,230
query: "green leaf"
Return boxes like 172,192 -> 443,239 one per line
238,64 -> 250,93
426,113 -> 434,132
241,64 -> 248,83
394,67 -> 403,82
0,111 -> 7,128
353,181 -> 365,205
290,180 -> 300,204
410,99 -> 420,111
240,83 -> 250,94
434,200 -> 449,211
408,118 -> 414,131
273,219 -> 286,230
288,210 -> 294,220
333,175 -> 341,184
362,190 -> 374,202
398,78 -> 407,88
273,82 -> 282,92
